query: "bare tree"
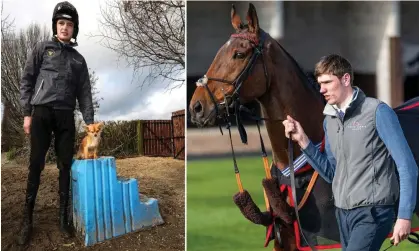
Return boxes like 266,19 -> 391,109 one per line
76,69 -> 103,116
94,0 -> 185,91
1,15 -> 50,152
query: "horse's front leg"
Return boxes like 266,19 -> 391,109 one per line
270,225 -> 299,251
279,226 -> 299,251
273,238 -> 284,251
265,157 -> 299,251
262,177 -> 293,224
262,157 -> 294,224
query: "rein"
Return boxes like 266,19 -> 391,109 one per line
382,232 -> 419,251
196,30 -> 318,251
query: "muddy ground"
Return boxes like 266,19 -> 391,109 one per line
1,155 -> 185,251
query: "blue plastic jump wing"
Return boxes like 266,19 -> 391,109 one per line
71,157 -> 164,246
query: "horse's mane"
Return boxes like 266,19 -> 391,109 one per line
234,28 -> 326,104
274,39 -> 326,105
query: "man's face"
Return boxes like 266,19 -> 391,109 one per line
56,19 -> 74,42
317,73 -> 350,105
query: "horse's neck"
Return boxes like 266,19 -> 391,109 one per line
257,47 -> 324,170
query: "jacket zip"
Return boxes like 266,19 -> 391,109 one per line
342,122 -> 348,209
337,115 -> 349,209
341,111 -> 351,209
32,79 -> 44,102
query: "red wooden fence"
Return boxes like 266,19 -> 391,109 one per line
142,120 -> 173,157
141,109 -> 185,159
172,110 -> 185,160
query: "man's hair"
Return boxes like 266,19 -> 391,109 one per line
314,54 -> 354,85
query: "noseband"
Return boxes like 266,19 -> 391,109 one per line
195,30 -> 269,139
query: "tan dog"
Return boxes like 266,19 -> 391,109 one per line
76,122 -> 104,159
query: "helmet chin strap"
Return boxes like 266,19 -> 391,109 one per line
53,35 -> 77,46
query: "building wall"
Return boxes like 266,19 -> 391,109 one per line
186,1 -> 233,77
401,1 -> 419,44
401,1 -> 419,76
280,1 -> 346,71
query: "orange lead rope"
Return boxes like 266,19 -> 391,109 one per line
256,123 -> 272,211
262,156 -> 272,180
262,156 -> 272,210
226,120 -> 244,193
235,173 -> 244,193
257,123 -> 272,180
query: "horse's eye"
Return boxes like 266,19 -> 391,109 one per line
234,52 -> 246,59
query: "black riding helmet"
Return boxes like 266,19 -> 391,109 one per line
52,1 -> 79,42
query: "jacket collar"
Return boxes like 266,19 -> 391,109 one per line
323,87 -> 365,117
52,36 -> 78,47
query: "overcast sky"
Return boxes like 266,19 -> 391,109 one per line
1,0 -> 186,122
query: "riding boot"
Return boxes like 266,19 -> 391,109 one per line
59,192 -> 74,236
17,178 -> 39,245
59,169 -> 74,237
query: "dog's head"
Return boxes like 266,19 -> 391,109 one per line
85,122 -> 104,138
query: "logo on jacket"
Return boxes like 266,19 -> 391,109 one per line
47,49 -> 55,56
347,121 -> 367,131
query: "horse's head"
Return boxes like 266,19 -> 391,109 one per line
189,3 -> 270,127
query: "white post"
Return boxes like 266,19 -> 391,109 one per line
376,1 -> 400,106
269,0 -> 284,40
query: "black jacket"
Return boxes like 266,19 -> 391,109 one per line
20,37 -> 94,124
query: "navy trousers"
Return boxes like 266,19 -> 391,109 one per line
335,205 -> 395,251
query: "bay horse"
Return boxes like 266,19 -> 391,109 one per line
189,3 -> 419,251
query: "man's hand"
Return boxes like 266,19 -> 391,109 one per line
23,116 -> 32,135
282,115 -> 310,149
391,218 -> 411,246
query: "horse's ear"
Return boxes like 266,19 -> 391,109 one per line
246,3 -> 259,34
231,4 -> 242,32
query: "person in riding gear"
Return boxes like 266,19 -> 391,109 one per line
18,1 -> 94,245
283,54 -> 418,251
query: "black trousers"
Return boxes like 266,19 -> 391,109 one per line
27,106 -> 75,199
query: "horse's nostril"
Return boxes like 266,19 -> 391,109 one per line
194,101 -> 203,114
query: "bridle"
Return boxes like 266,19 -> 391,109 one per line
195,29 -> 319,251
195,30 -> 269,140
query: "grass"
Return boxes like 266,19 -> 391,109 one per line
187,156 -> 419,251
